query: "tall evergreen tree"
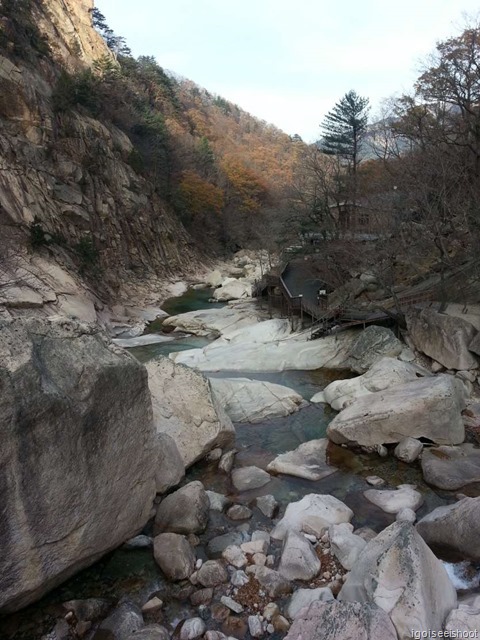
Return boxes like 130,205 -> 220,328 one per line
320,90 -> 370,175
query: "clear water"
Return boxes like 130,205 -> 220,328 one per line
1,286 -> 475,639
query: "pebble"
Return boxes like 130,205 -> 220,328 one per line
241,539 -> 268,555
222,545 -> 248,568
303,533 -> 317,543
253,553 -> 267,566
195,559 -> 203,570
227,504 -> 253,521
180,617 -> 206,640
231,570 -> 249,587
263,603 -> 279,621
248,615 -> 264,638
220,596 -> 244,614
267,624 -> 275,634
141,596 -> 163,614
366,475 -> 385,486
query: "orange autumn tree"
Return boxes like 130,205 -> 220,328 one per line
222,157 -> 269,213
176,170 -> 224,218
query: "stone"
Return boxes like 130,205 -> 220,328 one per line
220,596 -> 244,614
396,508 -> 417,523
253,553 -> 267,565
256,495 -> 278,518
241,539 -> 269,555
338,521 -> 457,639
365,476 -> 385,487
231,570 -> 249,586
416,497 -> 480,561
147,357 -> 235,468
180,617 -> 206,640
94,600 -> 144,640
329,523 -> 367,570
63,598 -> 111,622
227,504 -> 253,520
252,530 -> 270,544
205,269 -> 224,287
154,481 -> 209,535
210,377 -> 306,423
263,603 -> 280,621
206,447 -> 223,461
197,560 -> 228,587
364,484 -> 424,514
272,615 -> 291,633
207,490 -> 230,512
163,303 -> 262,337
394,437 -> 423,463
213,278 -> 252,301
222,545 -> 248,568
271,494 -> 353,541
155,433 -> 185,494
445,600 -> 480,635
421,444 -> 480,490
284,600 -> 397,640
407,307 -> 479,370
248,615 -> 264,638
278,531 -> 321,581
123,535 -> 153,550
286,587 -> 334,620
190,588 -> 213,606
267,439 -> 337,481
313,357 -> 430,410
218,450 -> 236,473
153,533 -> 195,580
207,532 -> 245,556
125,626 -> 170,640
141,597 -> 163,614
327,374 -> 466,447
255,567 -> 293,597
0,318 -> 157,613
232,466 -> 271,492
345,326 -> 404,373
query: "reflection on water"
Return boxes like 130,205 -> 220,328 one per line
160,287 -> 225,317
129,335 -> 211,364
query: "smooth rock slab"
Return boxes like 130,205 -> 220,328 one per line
210,377 -> 306,423
421,444 -> 480,490
271,494 -> 353,541
278,531 -> 321,581
338,521 -> 457,639
267,439 -> 337,481
416,497 -> 480,561
327,374 -> 466,447
364,484 -> 423,514
232,466 -> 271,492
284,600 -> 398,640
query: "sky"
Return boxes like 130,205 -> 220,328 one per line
96,0 -> 480,142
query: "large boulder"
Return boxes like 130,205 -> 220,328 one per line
406,307 -> 479,370
416,497 -> 480,561
209,377 -> 305,423
327,374 -> 466,447
153,533 -> 195,580
312,357 -> 430,411
271,494 -> 353,541
338,522 -> 457,639
213,278 -> 252,301
267,439 -> 337,481
421,443 -> 480,490
445,597 -> 480,635
154,481 -> 209,535
345,326 -> 404,373
284,600 -> 398,640
147,357 -> 235,468
0,318 -> 157,614
155,433 -> 185,494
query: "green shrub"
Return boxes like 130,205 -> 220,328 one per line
52,70 -> 100,114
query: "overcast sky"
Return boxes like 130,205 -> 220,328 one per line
96,0 -> 480,141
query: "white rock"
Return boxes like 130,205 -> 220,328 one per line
394,437 -> 423,463
162,303 -> 262,337
313,357 -> 430,411
329,523 -> 367,570
206,490 -> 230,512
213,279 -> 252,301
222,545 -> 248,568
210,377 -> 306,423
248,615 -> 264,638
256,495 -> 278,518
286,587 -> 334,620
232,466 -> 271,492
180,617 -> 206,640
339,521 -> 457,638
271,494 -> 353,541
327,374 -> 466,447
267,439 -> 337,481
396,508 -> 417,523
220,596 -> 244,614
278,531 -> 321,581
231,570 -> 249,587
364,484 -> 423,514
366,476 -> 385,487
242,539 -> 269,555
147,356 -> 235,468
445,600 -> 480,634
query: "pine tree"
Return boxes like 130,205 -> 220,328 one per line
320,90 -> 369,174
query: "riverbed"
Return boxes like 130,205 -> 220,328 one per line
1,287 -> 477,639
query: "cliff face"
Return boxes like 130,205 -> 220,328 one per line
0,0 -> 199,325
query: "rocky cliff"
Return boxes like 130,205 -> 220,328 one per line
0,0 -> 199,326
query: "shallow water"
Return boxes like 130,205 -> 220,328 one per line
1,286 -> 477,639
